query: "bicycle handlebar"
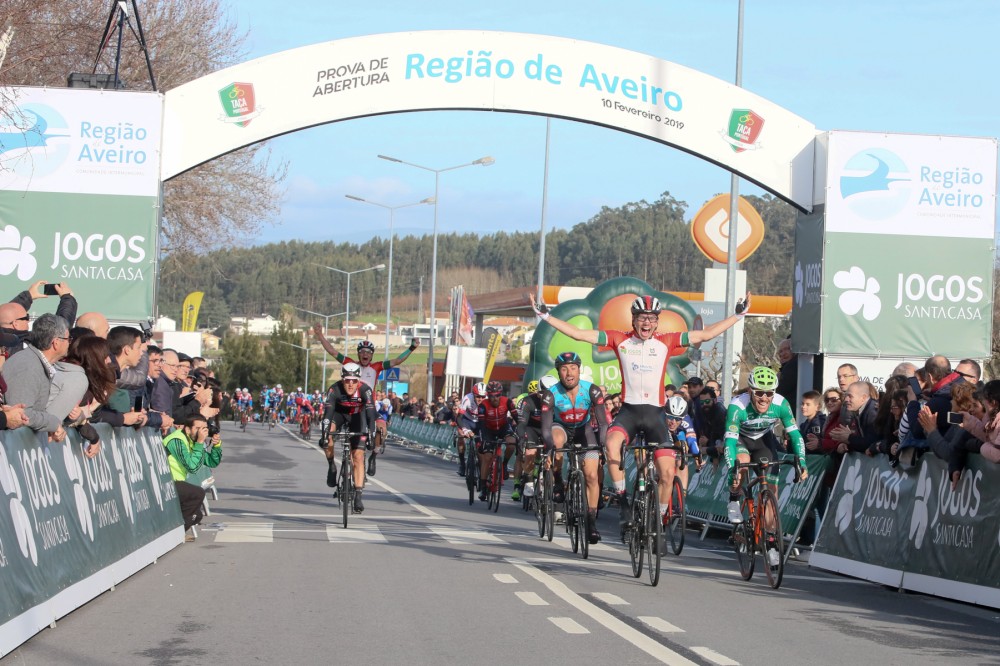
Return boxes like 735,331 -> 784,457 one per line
735,457 -> 801,484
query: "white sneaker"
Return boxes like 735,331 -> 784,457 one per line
727,501 -> 743,524
523,481 -> 535,497
767,548 -> 781,567
554,511 -> 565,524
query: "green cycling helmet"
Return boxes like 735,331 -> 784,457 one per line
748,366 -> 778,391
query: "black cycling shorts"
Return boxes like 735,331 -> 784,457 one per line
477,428 -> 514,454
608,403 -> 668,446
330,411 -> 367,450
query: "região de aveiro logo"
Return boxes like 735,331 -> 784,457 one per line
838,148 -> 911,220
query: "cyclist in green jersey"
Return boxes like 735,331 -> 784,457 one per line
724,367 -> 809,538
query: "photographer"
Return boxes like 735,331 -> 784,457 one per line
164,413 -> 222,538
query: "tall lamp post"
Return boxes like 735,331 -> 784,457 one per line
293,306 -> 346,392
378,153 -> 495,400
314,263 -> 385,356
345,195 -> 434,367
276,340 -> 310,395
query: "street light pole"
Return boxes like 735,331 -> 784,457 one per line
345,195 -> 433,368
277,340 -> 311,395
314,263 -> 385,357
293,306 -> 346,392
378,153 -> 494,400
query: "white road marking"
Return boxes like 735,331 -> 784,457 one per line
526,557 -> 632,570
591,592 -> 629,605
552,533 -> 617,552
549,617 -> 589,634
516,591 -> 549,606
640,617 -> 685,633
223,512 -> 441,521
493,574 -> 518,584
430,528 -> 505,544
508,559 -> 698,666
326,525 -> 387,543
214,523 -> 273,543
691,647 -> 739,665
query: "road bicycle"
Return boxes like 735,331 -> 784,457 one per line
662,442 -> 690,557
240,408 -> 248,432
731,457 -> 800,589
300,412 -> 312,438
332,430 -> 367,529
619,431 -> 663,586
565,440 -> 602,559
462,432 -> 479,505
523,440 -> 555,541
481,434 -> 509,513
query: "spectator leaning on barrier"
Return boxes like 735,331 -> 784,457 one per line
1,313 -> 70,442
959,380 -> 1000,465
798,391 -> 826,442
164,413 -> 222,537
53,335 -> 117,458
91,328 -> 149,429
831,381 -> 879,456
902,355 -> 960,450
921,381 -> 983,483
144,346 -> 175,432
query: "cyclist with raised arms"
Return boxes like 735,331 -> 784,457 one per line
475,380 -> 518,502
531,291 -> 751,535
313,325 -> 420,475
455,382 -> 488,477
541,352 -> 609,544
724,366 -> 808,563
323,363 -> 378,513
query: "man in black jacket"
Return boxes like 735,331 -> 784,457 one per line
831,382 -> 879,455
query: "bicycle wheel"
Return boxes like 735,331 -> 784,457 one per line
573,475 -> 588,560
667,477 -> 686,556
567,474 -> 580,553
340,456 -> 353,529
628,495 -> 644,578
535,467 -> 547,538
543,468 -> 555,542
646,486 -> 661,586
489,457 -> 502,512
761,489 -> 785,589
733,501 -> 755,580
465,449 -> 477,506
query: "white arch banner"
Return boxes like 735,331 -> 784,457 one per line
162,31 -> 817,210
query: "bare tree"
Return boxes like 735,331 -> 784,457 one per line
0,0 -> 286,252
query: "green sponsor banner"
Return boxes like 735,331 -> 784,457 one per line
527,277 -> 697,391
0,425 -> 182,646
790,205 -> 824,354
0,191 -> 157,321
822,233 -> 993,358
686,454 -> 831,537
814,453 -> 1000,607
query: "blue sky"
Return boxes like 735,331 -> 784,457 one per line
229,1 -> 999,246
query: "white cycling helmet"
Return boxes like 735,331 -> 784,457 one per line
472,382 -> 488,397
539,375 -> 559,390
665,395 -> 688,418
342,363 -> 362,380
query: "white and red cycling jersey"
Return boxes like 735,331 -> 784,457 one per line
338,355 -> 388,391
597,329 -> 690,406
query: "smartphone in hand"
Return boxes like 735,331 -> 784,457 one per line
946,411 -> 964,425
42,283 -> 59,296
133,396 -> 144,412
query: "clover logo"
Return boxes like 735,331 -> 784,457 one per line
0,224 -> 37,281
794,262 -> 804,308
835,458 -> 863,534
909,463 -> 933,550
0,441 -> 37,565
834,266 -> 881,321
63,443 -> 94,541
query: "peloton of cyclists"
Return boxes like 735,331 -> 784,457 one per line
531,291 -> 751,537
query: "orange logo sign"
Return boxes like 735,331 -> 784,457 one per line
689,194 -> 765,264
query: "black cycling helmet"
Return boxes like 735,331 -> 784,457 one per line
486,380 -> 504,396
554,351 -> 582,368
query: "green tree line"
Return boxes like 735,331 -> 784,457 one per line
158,192 -> 798,326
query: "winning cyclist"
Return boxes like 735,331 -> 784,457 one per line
541,351 -> 609,544
531,291 -> 751,536
724,366 -> 808,564
323,363 -> 378,513
455,382 -> 488,477
475,380 -> 518,502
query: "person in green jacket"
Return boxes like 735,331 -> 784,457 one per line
164,414 -> 222,534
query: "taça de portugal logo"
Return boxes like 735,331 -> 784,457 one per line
218,82 -> 262,128
722,109 -> 764,153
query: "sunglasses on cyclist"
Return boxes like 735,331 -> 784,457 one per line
752,390 -> 774,398
665,415 -> 684,422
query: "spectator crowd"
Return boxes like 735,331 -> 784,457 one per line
0,280 -> 224,541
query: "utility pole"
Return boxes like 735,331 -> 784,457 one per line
418,275 -> 424,324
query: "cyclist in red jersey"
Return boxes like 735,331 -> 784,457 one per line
475,380 -> 517,502
530,291 -> 751,535
313,323 -> 419,476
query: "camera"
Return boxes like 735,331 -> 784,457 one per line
207,422 -> 220,438
138,319 -> 154,342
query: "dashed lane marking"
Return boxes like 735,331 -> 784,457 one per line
213,523 -> 274,543
639,617 -> 685,633
690,647 -> 739,665
516,591 -> 549,606
549,617 -> 589,634
494,574 -> 518,584
591,592 -> 629,605
429,528 -> 506,544
326,525 -> 388,543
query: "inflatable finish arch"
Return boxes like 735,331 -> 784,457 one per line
161,30 -> 817,211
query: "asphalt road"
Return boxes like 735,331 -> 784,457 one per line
6,420 -> 1000,665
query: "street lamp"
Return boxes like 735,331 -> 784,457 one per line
276,340 -> 310,395
314,263 -> 385,355
345,194 -> 434,367
378,153 -> 495,400
292,306 -> 346,392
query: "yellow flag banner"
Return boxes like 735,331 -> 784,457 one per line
181,291 -> 204,332
482,327 -> 502,381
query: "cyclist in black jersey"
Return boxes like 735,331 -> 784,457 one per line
322,363 -> 378,513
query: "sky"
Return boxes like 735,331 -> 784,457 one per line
227,0 -> 1000,247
